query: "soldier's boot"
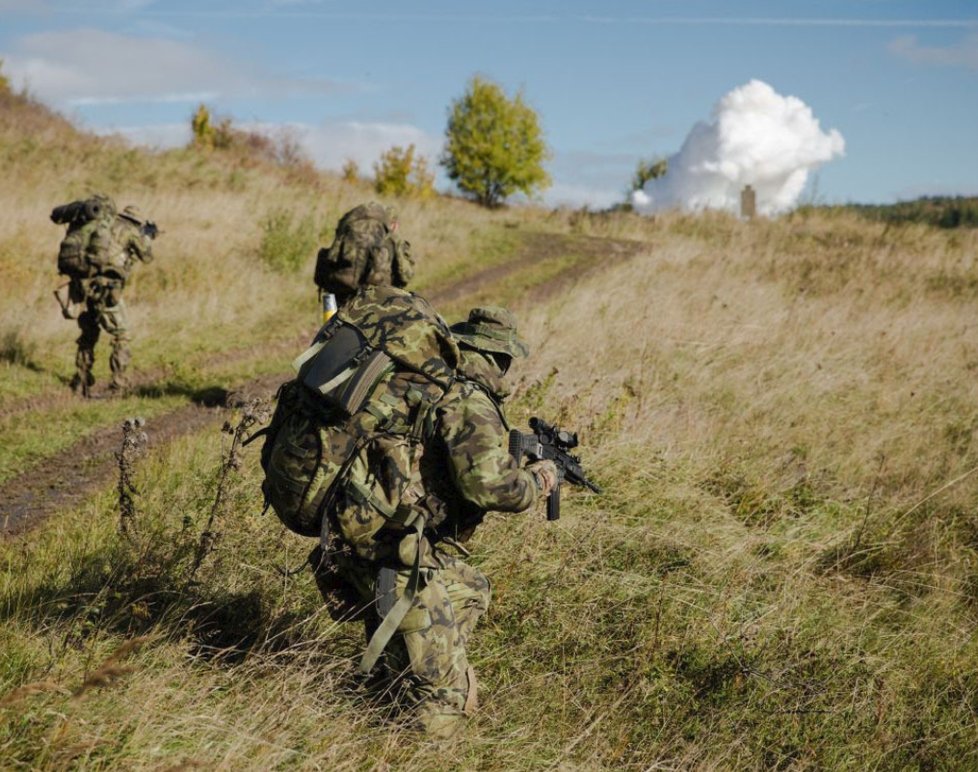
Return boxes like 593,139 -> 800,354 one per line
414,701 -> 466,739
108,338 -> 132,393
71,347 -> 95,398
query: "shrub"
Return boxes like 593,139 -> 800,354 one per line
630,156 -> 668,192
258,209 -> 317,274
190,104 -> 234,151
341,159 -> 360,183
0,59 -> 10,96
0,327 -> 37,368
372,144 -> 435,199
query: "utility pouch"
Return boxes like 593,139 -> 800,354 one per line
294,321 -> 394,416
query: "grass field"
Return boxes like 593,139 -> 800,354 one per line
2,89 -> 978,769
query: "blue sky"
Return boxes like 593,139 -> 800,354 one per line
1,0 -> 976,208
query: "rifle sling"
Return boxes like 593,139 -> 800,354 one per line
359,516 -> 424,675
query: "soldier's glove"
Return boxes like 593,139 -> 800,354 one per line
527,459 -> 559,498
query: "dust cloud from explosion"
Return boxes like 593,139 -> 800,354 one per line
632,80 -> 845,216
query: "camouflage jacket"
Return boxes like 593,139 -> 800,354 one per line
420,349 -> 539,540
86,216 -> 153,284
295,285 -> 536,560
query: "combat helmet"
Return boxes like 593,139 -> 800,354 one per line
314,201 -> 414,298
450,306 -> 529,359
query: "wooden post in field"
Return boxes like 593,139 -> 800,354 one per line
740,184 -> 756,219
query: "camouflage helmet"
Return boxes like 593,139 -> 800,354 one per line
451,306 -> 529,359
314,201 -> 415,297
338,201 -> 394,230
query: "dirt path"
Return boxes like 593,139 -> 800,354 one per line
0,232 -> 648,536
0,374 -> 284,536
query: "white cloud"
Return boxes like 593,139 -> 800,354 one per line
3,28 -> 338,106
888,33 -> 978,70
633,80 -> 845,216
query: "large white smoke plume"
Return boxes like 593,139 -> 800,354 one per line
633,80 -> 844,216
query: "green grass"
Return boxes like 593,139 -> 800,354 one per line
411,224 -> 523,295
2,377 -> 977,768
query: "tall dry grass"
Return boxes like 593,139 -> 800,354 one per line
3,205 -> 977,768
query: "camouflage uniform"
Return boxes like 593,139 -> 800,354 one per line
328,308 -> 547,737
300,205 -> 550,736
67,202 -> 153,395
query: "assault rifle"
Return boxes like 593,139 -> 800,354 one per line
509,417 -> 602,520
141,221 -> 160,240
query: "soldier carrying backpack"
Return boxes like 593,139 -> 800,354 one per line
259,202 -> 556,737
50,194 -> 158,396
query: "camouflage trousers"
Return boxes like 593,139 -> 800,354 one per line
73,282 -> 131,395
334,547 -> 490,736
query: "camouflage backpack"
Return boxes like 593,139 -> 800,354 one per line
314,202 -> 414,298
51,195 -> 116,279
260,285 -> 459,560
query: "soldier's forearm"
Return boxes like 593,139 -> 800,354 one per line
456,468 -> 538,513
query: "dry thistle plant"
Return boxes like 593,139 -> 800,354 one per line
190,397 -> 271,576
116,416 -> 149,539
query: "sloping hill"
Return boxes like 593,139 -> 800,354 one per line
2,92 -> 978,769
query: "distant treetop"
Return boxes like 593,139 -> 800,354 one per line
441,76 -> 551,208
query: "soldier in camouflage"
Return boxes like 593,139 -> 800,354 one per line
304,203 -> 556,737
59,197 -> 155,395
406,306 -> 557,735
326,305 -> 557,738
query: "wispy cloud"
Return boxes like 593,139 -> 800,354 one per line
543,148 -> 638,208
9,5 -> 974,29
542,181 -> 622,210
577,16 -> 978,29
2,28 -> 341,107
102,117 -> 442,174
0,0 -> 50,10
96,122 -> 190,148
888,33 -> 978,70
97,117 -> 627,209
283,120 -> 442,172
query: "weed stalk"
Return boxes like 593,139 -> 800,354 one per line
189,398 -> 270,577
116,417 -> 148,540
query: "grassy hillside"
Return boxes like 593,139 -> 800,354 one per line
2,92 -> 978,769
0,88 -> 528,483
